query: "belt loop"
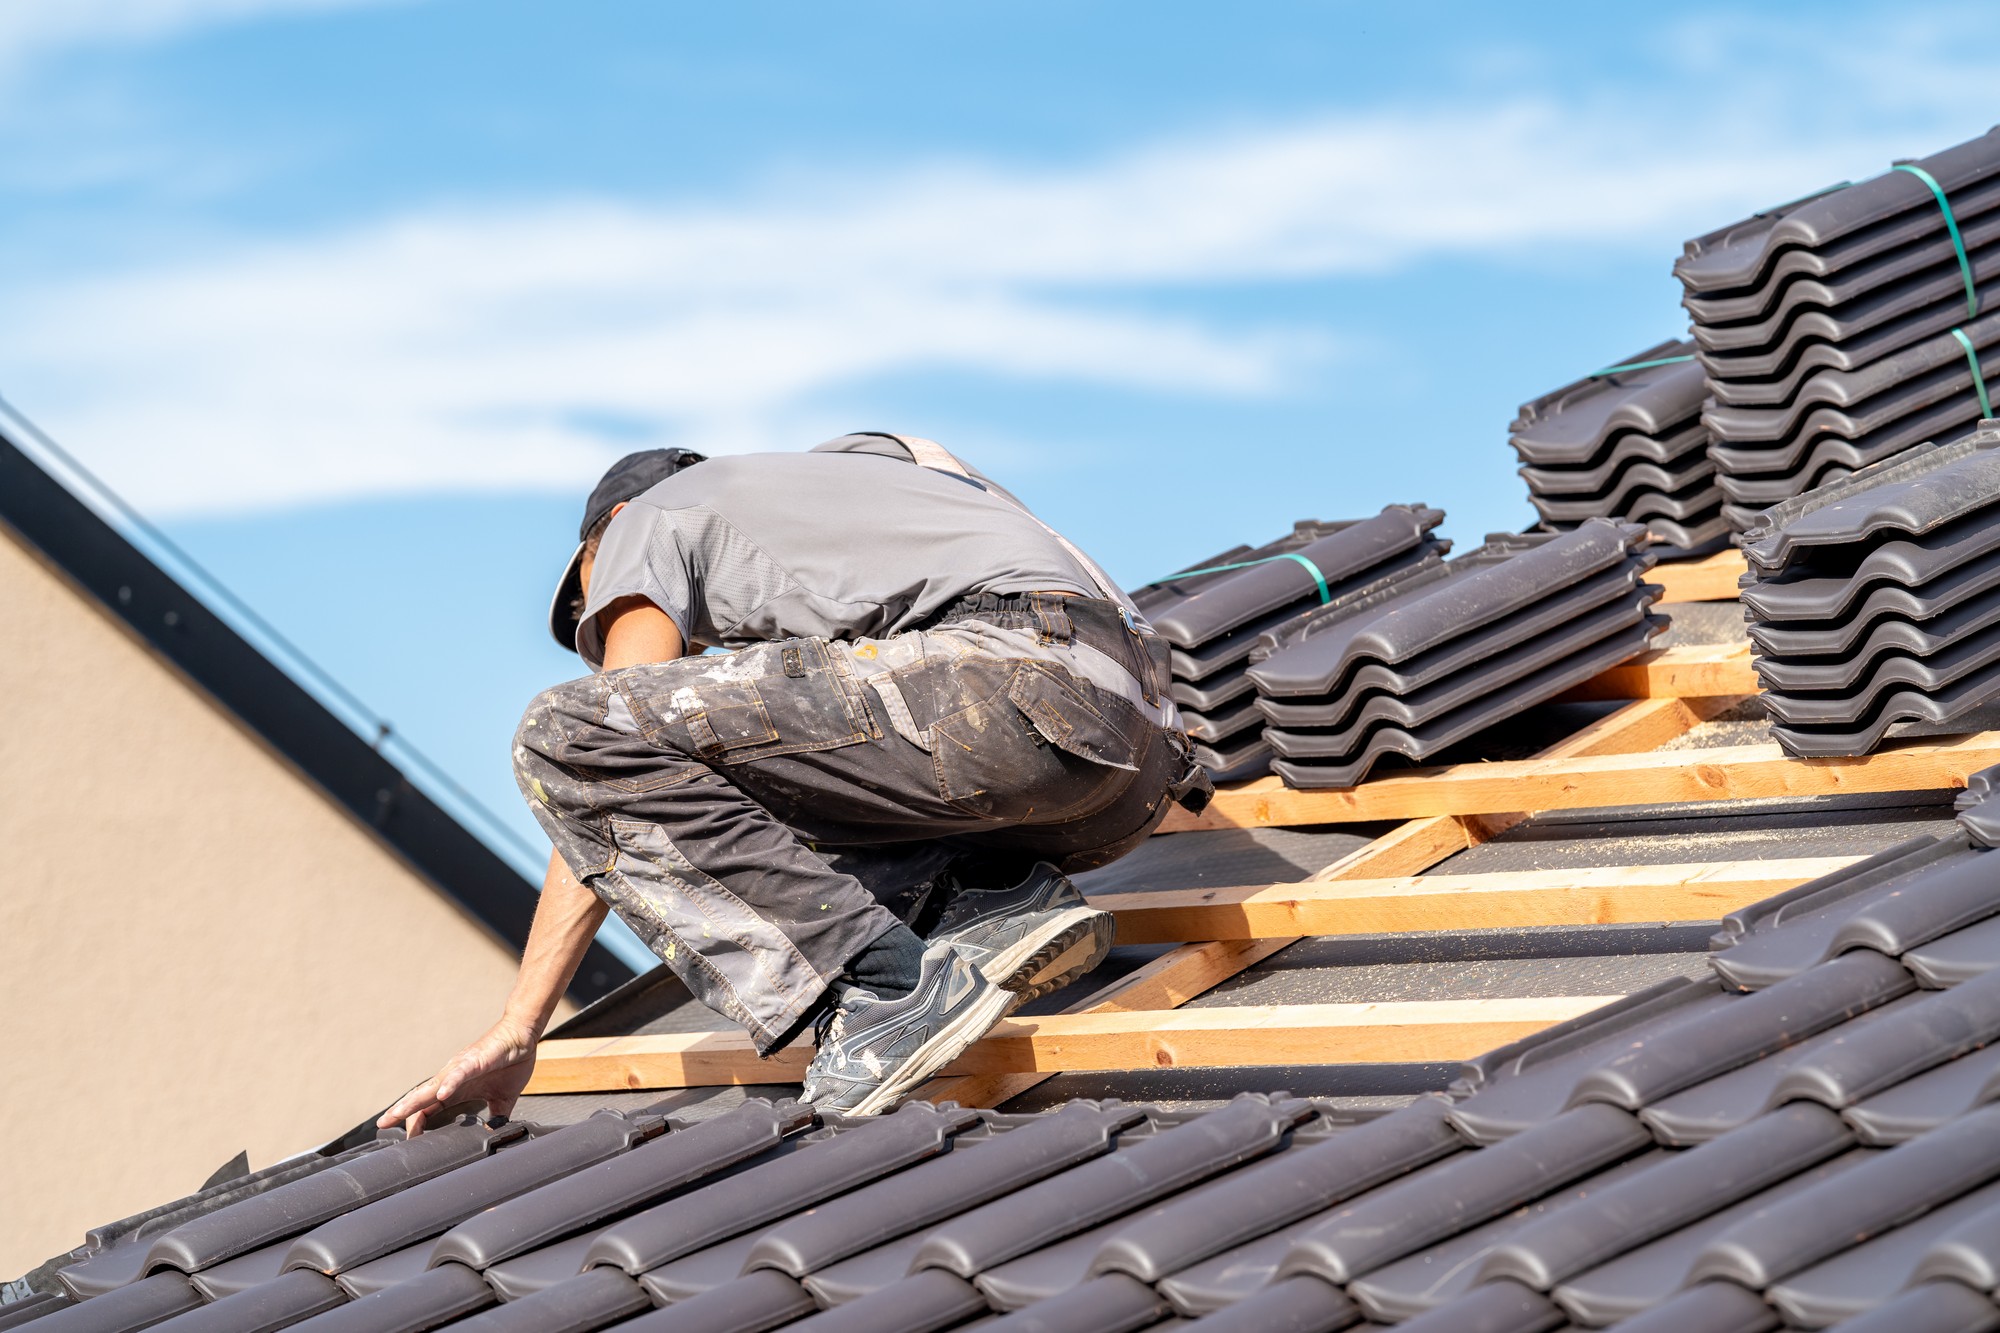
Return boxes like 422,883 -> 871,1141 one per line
1032,594 -> 1074,646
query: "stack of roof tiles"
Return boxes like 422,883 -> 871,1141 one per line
1677,127 -> 2000,534
1511,339 -> 1728,555
1741,423 -> 2000,758
16,777 -> 2000,1332
1137,506 -> 1449,782
1247,518 -> 1666,790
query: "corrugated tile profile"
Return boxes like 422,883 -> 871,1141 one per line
14,834 -> 2000,1331
1677,126 -> 2000,534
1135,507 -> 1449,782
1511,338 -> 1727,555
1247,520 -> 1666,789
1739,424 -> 2000,757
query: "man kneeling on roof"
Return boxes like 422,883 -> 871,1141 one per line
382,434 -> 1211,1126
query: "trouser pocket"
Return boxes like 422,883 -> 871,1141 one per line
613,638 -> 879,763
929,660 -> 1147,822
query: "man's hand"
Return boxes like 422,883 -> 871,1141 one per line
380,850 -> 610,1136
378,1016 -> 539,1136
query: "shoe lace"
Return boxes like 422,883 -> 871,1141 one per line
812,998 -> 850,1049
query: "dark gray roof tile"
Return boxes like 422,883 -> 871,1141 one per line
1568,950 -> 1913,1115
1158,1274 -> 1354,1333
1769,965 -> 2000,1107
481,1228 -> 607,1301
330,1240 -> 431,1298
444,1267 -> 647,1332
1548,1149 -> 1871,1325
601,1269 -> 814,1332
1346,1151 -> 1667,1322
1148,507 -> 1445,654
32,1274 -> 202,1333
1691,1105 -> 2000,1288
283,1112 -> 658,1277
1679,135 -> 2000,293
1591,1280 -> 1779,1333
280,1263 -> 489,1333
780,1268 -> 985,1333
910,1095 -> 1312,1279
1915,1198 -> 2000,1292
1767,1177 -> 2000,1327
1153,1229 -> 1297,1317
798,1231 -> 925,1307
432,1100 -> 809,1272
129,1270 -> 344,1333
1709,834 -> 1972,987
977,1273 -> 1167,1333
1743,507 -> 2000,624
1749,548 -> 2000,660
1090,1097 -> 1460,1283
1383,1279 -> 1564,1333
139,1123 -> 505,1278
1845,1043 -> 2000,1144
747,1101 -> 1143,1280
1270,616 -> 1663,788
1479,1104 -> 1852,1292
1278,1105 -> 1650,1285
1818,1279 -> 2000,1333
589,1102 -> 977,1275
184,1243 -> 289,1302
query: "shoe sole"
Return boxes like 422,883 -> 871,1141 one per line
982,907 -> 1115,1010
842,978 -> 1016,1116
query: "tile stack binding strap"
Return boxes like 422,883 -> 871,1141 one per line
1247,518 -> 1667,789
1136,506 -> 1449,782
1677,127 -> 2000,535
1741,421 -> 2000,758
1511,337 -> 1729,556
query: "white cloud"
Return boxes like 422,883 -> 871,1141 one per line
0,0 -> 402,70
2,10 -> 1993,514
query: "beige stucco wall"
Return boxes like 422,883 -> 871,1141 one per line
0,525 -> 530,1279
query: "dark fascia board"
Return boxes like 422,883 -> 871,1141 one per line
0,428 -> 633,1004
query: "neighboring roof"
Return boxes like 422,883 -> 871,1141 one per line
0,412 -> 633,1005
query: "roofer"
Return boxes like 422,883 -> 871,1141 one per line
382,433 -> 1211,1127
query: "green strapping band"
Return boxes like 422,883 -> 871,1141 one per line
1147,551 -> 1332,603
1589,353 -> 1696,379
1894,163 -> 1978,318
1952,326 -> 1994,419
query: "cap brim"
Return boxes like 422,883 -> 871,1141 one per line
548,543 -> 586,653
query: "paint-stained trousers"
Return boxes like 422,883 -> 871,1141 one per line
513,594 -> 1196,1053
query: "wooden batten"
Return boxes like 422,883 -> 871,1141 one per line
1649,549 -> 1748,603
524,996 -> 1616,1094
1095,856 -> 1860,944
1161,731 -> 1999,834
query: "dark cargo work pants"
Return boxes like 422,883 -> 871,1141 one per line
514,595 -> 1189,1053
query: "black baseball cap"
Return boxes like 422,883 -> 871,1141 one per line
547,448 -> 706,651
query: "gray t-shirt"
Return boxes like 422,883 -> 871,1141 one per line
574,435 -> 1099,667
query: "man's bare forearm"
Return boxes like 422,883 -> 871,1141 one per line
501,850 -> 612,1039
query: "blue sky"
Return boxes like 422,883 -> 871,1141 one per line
4,0 -> 1995,963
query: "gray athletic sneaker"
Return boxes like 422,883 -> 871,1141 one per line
800,942 -> 1013,1115
929,862 -> 1114,1007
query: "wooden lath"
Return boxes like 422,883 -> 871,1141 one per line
521,996 -> 1616,1093
1093,856 -> 1861,946
1558,643 -> 1757,702
1650,548 -> 1747,603
1157,731 -> 2000,834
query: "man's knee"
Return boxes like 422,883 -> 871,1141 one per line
512,676 -> 613,813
